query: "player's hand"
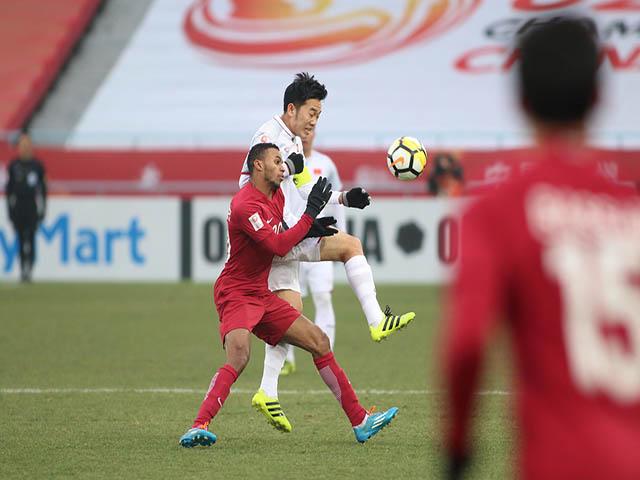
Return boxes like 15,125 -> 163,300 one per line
305,216 -> 338,238
446,452 -> 470,480
285,152 -> 304,175
343,187 -> 370,209
305,176 -> 332,219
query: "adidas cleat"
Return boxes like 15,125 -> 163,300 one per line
353,407 -> 399,443
370,306 -> 415,342
251,389 -> 292,433
280,360 -> 296,376
179,427 -> 217,448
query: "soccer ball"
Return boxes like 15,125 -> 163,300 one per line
386,136 -> 428,180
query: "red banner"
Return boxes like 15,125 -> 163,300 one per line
1,145 -> 638,197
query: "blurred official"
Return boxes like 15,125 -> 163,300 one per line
442,17 -> 640,480
6,132 -> 47,282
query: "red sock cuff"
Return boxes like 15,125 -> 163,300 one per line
221,364 -> 239,381
313,352 -> 334,370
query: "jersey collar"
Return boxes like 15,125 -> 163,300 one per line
273,115 -> 296,141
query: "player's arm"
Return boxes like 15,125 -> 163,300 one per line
6,162 -> 16,221
442,203 -> 505,479
238,178 -> 332,257
295,168 -> 370,209
37,162 -> 47,221
327,158 -> 347,230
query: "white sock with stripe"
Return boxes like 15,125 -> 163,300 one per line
344,255 -> 384,327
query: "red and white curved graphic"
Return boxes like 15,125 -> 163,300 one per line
183,0 -> 481,68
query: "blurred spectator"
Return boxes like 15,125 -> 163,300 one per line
6,132 -> 47,282
427,152 -> 464,196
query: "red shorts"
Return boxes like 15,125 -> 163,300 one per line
215,291 -> 300,346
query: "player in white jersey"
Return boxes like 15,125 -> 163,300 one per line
242,73 -> 416,433
280,129 -> 345,375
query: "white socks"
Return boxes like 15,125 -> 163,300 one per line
312,291 -> 335,349
259,343 -> 287,397
344,255 -> 384,327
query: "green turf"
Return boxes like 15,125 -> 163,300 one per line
0,283 -> 512,479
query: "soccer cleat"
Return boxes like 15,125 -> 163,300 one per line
353,407 -> 399,443
179,426 -> 217,448
280,360 -> 296,376
251,389 -> 292,433
369,306 -> 415,342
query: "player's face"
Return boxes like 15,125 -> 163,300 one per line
301,128 -> 315,150
291,99 -> 322,138
261,148 -> 285,188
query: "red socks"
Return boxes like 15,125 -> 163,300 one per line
314,352 -> 367,427
192,364 -> 238,429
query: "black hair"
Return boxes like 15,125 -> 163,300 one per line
518,16 -> 600,124
283,72 -> 328,112
247,142 -> 279,174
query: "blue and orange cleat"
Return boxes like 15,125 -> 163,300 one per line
179,425 -> 217,448
353,407 -> 399,443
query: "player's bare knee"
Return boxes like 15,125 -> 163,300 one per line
310,328 -> 331,357
341,234 -> 363,262
226,343 -> 250,373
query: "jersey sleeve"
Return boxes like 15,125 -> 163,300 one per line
442,200 -> 506,456
326,157 -> 343,192
233,198 -> 314,257
232,199 -> 274,243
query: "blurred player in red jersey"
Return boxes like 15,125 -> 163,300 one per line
179,143 -> 399,448
443,17 -> 640,480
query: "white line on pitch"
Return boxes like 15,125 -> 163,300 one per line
0,387 -> 510,396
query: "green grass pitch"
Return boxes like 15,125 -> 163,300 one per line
0,283 -> 512,479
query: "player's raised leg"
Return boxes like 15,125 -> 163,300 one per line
179,329 -> 250,447
281,315 -> 399,443
319,231 -> 415,341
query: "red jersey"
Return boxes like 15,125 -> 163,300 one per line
214,183 -> 313,302
444,142 -> 640,480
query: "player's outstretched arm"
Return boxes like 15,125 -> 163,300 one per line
241,178 -> 333,257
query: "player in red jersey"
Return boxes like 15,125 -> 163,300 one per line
443,18 -> 640,480
179,142 -> 399,447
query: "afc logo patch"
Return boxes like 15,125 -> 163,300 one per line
248,212 -> 264,231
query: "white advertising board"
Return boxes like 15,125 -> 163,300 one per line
0,197 -> 180,281
70,0 -> 640,148
192,196 -> 465,284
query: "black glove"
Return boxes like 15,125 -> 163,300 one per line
343,187 -> 370,209
446,452 -> 470,480
305,216 -> 338,239
304,176 -> 332,219
285,152 -> 304,175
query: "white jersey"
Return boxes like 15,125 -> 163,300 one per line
305,149 -> 346,231
240,115 -> 342,227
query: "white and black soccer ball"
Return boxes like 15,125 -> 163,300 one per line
386,136 -> 428,181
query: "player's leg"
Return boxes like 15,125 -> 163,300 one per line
281,315 -> 399,442
319,232 -> 415,341
15,224 -> 28,282
180,328 -> 250,447
253,262 -> 302,432
23,224 -> 36,282
278,288 -> 301,375
306,262 -> 336,349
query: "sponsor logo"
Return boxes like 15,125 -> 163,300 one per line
0,213 -> 146,273
183,0 -> 480,68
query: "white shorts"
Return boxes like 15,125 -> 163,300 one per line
299,261 -> 334,297
268,237 -> 322,293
